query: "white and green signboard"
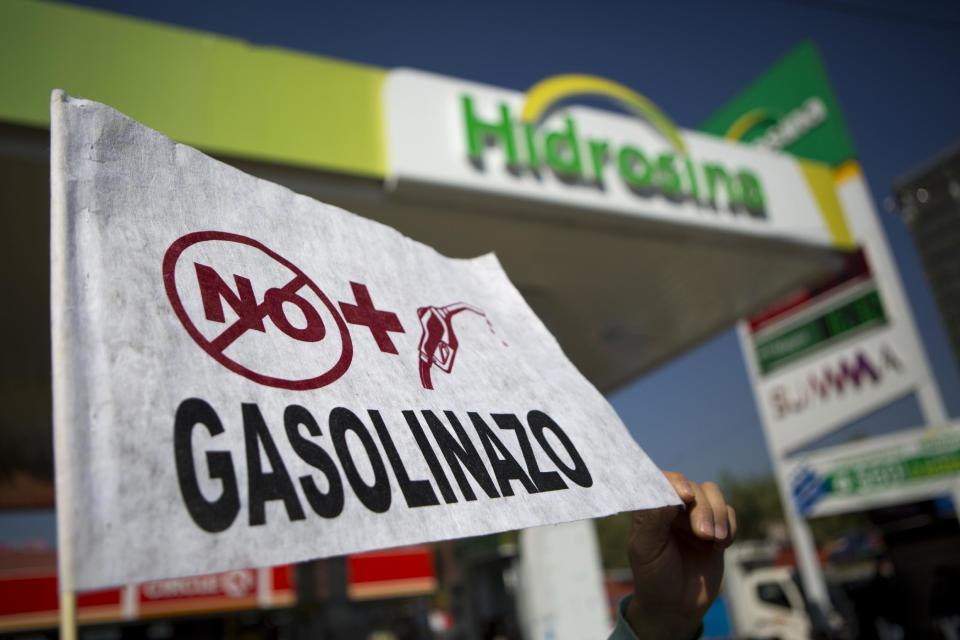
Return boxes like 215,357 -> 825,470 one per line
701,41 -> 857,169
458,92 -> 766,215
706,42 -> 948,456
384,68 -> 852,252
702,39 -> 954,621
788,424 -> 960,517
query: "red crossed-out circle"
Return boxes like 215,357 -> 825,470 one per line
162,231 -> 352,390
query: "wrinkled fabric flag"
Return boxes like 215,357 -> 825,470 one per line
50,90 -> 678,590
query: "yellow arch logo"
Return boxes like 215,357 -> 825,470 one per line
724,108 -> 777,141
520,74 -> 687,154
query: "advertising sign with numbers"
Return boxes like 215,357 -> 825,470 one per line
740,249 -> 921,455
787,423 -> 960,517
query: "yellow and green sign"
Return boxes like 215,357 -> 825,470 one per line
700,41 -> 857,169
0,0 -> 387,178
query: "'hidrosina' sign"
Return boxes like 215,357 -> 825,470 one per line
460,94 -> 766,215
50,91 -> 677,590
385,70 -> 844,250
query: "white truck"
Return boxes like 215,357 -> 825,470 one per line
722,542 -> 812,640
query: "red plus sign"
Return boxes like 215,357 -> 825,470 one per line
338,282 -> 405,354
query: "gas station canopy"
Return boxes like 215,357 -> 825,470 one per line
0,1 -> 852,502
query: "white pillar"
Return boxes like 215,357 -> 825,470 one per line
770,450 -> 833,620
517,520 -> 610,640
735,321 -> 836,624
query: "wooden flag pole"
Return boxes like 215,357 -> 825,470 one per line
51,89 -> 78,640
59,589 -> 77,640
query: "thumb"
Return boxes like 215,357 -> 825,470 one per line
629,505 -> 682,567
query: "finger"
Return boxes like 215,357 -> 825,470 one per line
701,481 -> 729,542
629,505 -> 683,566
663,471 -> 695,503
687,480 -> 716,541
725,505 -> 738,548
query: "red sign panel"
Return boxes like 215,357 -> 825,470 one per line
347,545 -> 437,600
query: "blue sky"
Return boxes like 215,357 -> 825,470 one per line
62,0 -> 960,483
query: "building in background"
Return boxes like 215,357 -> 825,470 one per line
894,145 -> 960,370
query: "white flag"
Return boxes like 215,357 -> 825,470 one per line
50,90 -> 678,590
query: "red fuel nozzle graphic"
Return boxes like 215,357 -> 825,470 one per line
417,302 -> 485,390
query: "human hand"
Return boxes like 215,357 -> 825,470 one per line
625,472 -> 737,640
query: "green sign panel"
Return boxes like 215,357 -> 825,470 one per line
700,41 -> 857,168
755,288 -> 887,374
824,434 -> 960,496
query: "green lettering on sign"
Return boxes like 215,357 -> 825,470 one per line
755,289 -> 886,374
699,41 -> 857,168
462,95 -> 519,167
825,447 -> 960,496
461,95 -> 768,216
